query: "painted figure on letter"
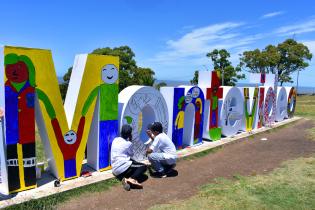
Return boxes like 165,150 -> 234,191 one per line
82,64 -> 119,170
4,54 -> 36,192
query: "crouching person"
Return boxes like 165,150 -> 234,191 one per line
146,122 -> 177,178
111,124 -> 147,191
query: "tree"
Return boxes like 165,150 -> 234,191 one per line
132,67 -> 156,86
59,67 -> 72,102
277,39 -> 312,85
155,82 -> 167,90
59,46 -> 156,100
240,39 -> 312,85
206,49 -> 245,86
190,71 -> 199,85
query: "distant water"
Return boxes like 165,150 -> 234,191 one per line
236,83 -> 315,94
156,80 -> 315,95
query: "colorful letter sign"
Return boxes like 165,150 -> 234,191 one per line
0,45 -> 298,195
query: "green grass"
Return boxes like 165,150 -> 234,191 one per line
35,125 -> 46,164
150,155 -> 315,210
296,95 -> 315,141
295,95 -> 315,120
5,178 -> 120,210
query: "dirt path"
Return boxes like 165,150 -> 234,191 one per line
58,119 -> 315,210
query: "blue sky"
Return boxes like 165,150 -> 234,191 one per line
1,0 -> 315,87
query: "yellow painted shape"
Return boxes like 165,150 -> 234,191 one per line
138,112 -> 143,134
17,143 -> 25,189
72,54 -> 119,175
4,46 -> 66,179
99,165 -> 112,172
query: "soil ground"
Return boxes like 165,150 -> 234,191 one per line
58,119 -> 315,210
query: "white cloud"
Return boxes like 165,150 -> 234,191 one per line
149,22 -> 264,65
303,40 -> 315,53
302,40 -> 315,64
261,11 -> 284,19
275,18 -> 315,36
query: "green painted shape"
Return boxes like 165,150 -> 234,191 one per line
124,116 -> 133,124
82,86 -> 99,116
244,88 -> 259,131
212,96 -> 218,110
36,88 -> 56,119
99,84 -> 118,121
11,81 -> 26,92
209,128 -> 221,141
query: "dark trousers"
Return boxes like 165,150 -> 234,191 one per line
116,160 -> 147,181
7,143 -> 36,192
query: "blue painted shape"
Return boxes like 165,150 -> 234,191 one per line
172,88 -> 185,149
173,128 -> 183,149
64,159 -> 76,178
26,93 -> 35,108
5,85 -> 19,145
211,110 -> 216,126
99,120 -> 118,169
186,87 -> 205,145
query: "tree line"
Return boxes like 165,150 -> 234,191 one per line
60,39 -> 312,100
191,38 -> 312,86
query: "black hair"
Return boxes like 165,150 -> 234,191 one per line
150,122 -> 163,133
121,124 -> 132,140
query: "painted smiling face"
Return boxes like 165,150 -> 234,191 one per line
63,130 -> 77,145
101,64 -> 118,84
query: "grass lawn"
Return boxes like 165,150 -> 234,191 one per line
150,95 -> 315,210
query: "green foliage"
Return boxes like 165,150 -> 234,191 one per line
240,39 -> 312,85
206,49 -> 245,86
190,71 -> 199,85
155,82 -> 167,90
59,67 -> 72,102
58,46 -> 156,100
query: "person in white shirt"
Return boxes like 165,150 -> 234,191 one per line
146,122 -> 177,178
111,124 -> 147,190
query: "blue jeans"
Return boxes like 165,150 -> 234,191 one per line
148,153 -> 176,173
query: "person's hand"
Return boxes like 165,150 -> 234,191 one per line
146,148 -> 153,156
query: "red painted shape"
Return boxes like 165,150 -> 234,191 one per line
5,62 -> 29,83
257,87 -> 265,128
5,80 -> 35,144
260,73 -> 266,84
206,71 -> 223,129
51,116 -> 85,160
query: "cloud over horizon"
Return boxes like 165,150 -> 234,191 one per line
149,22 -> 264,66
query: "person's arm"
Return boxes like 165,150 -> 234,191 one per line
37,88 -> 65,149
146,130 -> 155,155
73,116 -> 85,150
126,142 -> 134,157
81,86 -> 99,117
51,118 -> 66,149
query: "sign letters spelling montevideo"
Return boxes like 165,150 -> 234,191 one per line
0,46 -> 297,194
